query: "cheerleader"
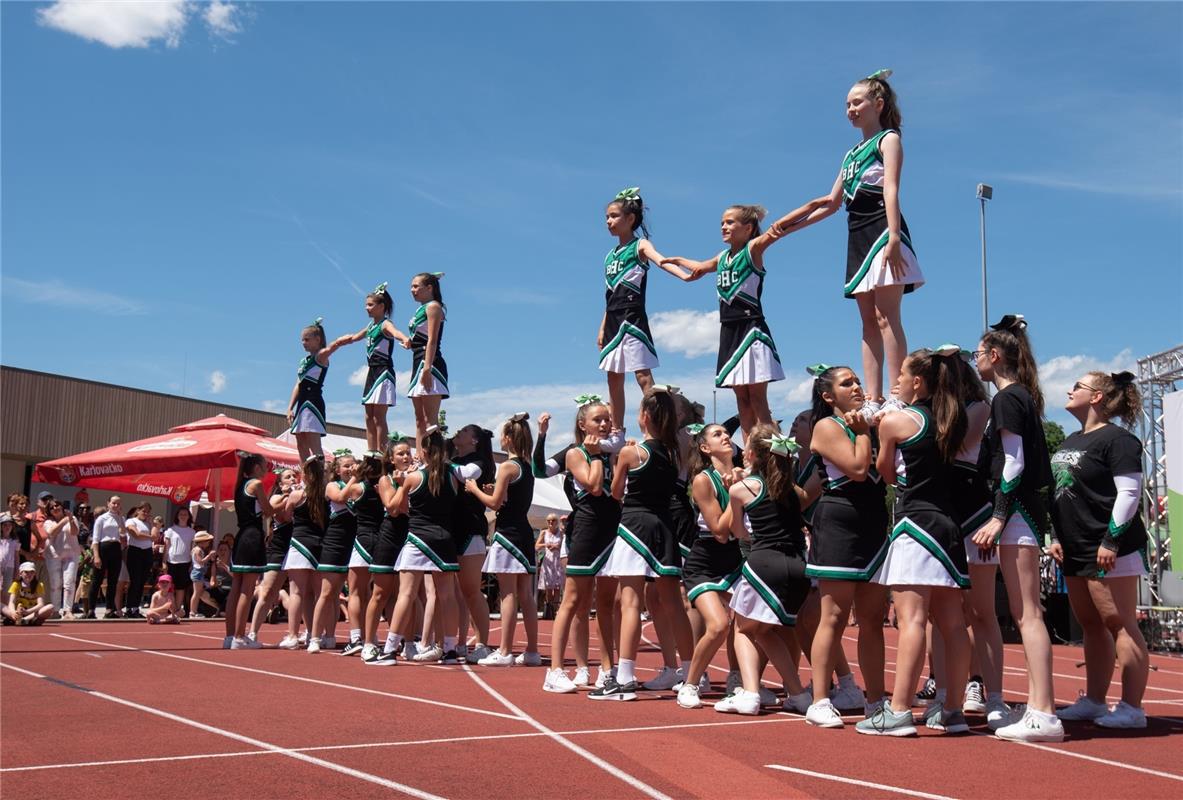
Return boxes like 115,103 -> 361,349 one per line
247,468 -> 296,646
803,366 -> 889,728
859,347 -> 972,736
716,427 -> 814,716
451,424 -> 496,663
281,456 -> 327,648
363,437 -> 414,665
598,187 -> 691,431
341,452 -> 385,656
675,424 -> 743,709
770,69 -> 924,413
386,426 -> 478,664
662,205 -> 814,434
287,317 -> 337,463
308,450 -> 363,653
543,398 -> 622,693
591,387 -> 694,701
330,283 -> 412,451
406,272 -> 449,457
1049,371 -> 1149,729
470,414 -> 541,666
970,314 -> 1062,742
223,454 -> 273,650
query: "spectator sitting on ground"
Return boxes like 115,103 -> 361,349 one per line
3,562 -> 54,625
145,574 -> 180,625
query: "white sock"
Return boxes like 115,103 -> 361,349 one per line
349,628 -> 361,643
617,658 -> 636,685
385,632 -> 403,654
443,635 -> 457,652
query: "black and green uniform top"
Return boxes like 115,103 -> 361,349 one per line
407,303 -> 444,357
839,129 -> 898,230
365,320 -> 395,368
741,475 -> 807,554
407,467 -> 458,538
572,446 -> 614,509
694,467 -> 731,538
604,238 -> 649,311
235,478 -> 263,531
452,452 -> 495,537
295,354 -> 328,404
494,457 -> 536,537
817,416 -> 886,502
892,399 -> 955,513
1051,425 -> 1147,560
623,441 -> 677,519
715,243 -> 765,322
354,481 -> 384,535
976,383 -> 1053,535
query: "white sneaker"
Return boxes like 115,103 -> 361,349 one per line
466,644 -> 491,663
360,644 -> 380,662
829,679 -> 866,711
964,680 -> 986,713
276,634 -> 301,650
306,638 -> 321,654
677,683 -> 702,709
297,631 -> 309,646
478,650 -> 515,667
643,666 -> 681,691
714,688 -> 760,716
515,651 -> 543,667
594,666 -> 616,689
572,666 -> 591,688
995,708 -> 1065,743
725,670 -> 741,697
806,698 -> 845,728
240,636 -> 263,650
784,690 -> 812,714
1095,701 -> 1147,729
1056,693 -> 1108,722
222,635 -> 235,649
758,685 -> 779,707
413,644 -> 443,663
401,640 -> 419,660
543,667 -> 578,693
986,699 -> 1015,730
229,637 -> 247,650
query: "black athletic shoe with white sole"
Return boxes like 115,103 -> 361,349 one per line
341,640 -> 365,657
363,649 -> 399,666
588,676 -> 638,701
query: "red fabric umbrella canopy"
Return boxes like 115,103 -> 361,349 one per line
33,414 -> 301,505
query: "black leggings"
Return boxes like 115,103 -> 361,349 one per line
89,541 -> 124,612
125,547 -> 153,611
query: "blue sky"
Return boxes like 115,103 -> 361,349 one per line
3,1 -> 1180,446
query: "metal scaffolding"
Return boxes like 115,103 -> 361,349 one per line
1137,343 -> 1183,602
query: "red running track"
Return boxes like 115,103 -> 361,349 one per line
1,619 -> 1181,799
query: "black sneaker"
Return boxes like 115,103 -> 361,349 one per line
588,676 -> 638,701
915,675 -> 937,704
364,648 -> 398,667
340,640 -> 365,657
441,649 -> 461,664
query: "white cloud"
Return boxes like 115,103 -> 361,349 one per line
650,309 -> 719,358
203,0 -> 240,39
1039,349 -> 1135,409
37,1 -> 246,49
208,370 -> 227,394
348,365 -> 368,387
260,399 -> 283,413
2,276 -> 146,315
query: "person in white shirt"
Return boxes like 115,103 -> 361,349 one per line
89,497 -> 126,618
123,503 -> 155,618
42,500 -> 81,619
162,508 -> 197,617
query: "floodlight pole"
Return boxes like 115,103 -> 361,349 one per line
977,183 -> 993,333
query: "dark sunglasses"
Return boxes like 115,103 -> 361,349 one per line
1072,381 -> 1099,393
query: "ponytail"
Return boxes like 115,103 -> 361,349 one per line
421,428 -> 449,495
906,348 -> 967,464
727,205 -> 767,238
856,70 -> 902,131
983,314 -> 1044,416
608,188 -> 650,240
747,423 -> 795,507
1089,370 -> 1141,428
809,365 -> 849,429
235,454 -> 266,491
502,413 -> 534,461
412,272 -> 444,305
301,457 -> 327,529
641,388 -> 680,469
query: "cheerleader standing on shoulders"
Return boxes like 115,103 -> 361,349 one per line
362,436 -> 414,665
450,424 -> 497,663
598,188 -> 691,431
859,346 -> 972,736
341,452 -> 385,656
770,69 -> 924,414
330,283 -> 412,451
970,314 -> 1061,742
1049,371 -> 1149,729
663,203 -> 817,435
470,414 -> 542,666
803,366 -> 890,728
387,426 -> 479,664
407,273 -> 449,457
308,451 -> 362,653
287,317 -> 339,463
248,468 -> 296,645
223,454 -> 274,650
591,387 -> 695,701
543,398 -> 622,693
281,456 -> 327,648
675,424 -> 744,709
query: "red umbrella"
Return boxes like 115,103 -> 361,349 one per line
33,414 -> 302,506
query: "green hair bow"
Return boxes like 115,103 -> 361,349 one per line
424,424 -> 440,437
332,448 -> 354,458
651,384 -> 680,395
866,68 -> 893,81
574,394 -> 603,407
372,281 -> 388,294
509,411 -> 530,423
271,466 -> 289,476
310,316 -> 324,327
431,271 -> 445,279
363,450 -> 384,459
805,363 -> 832,377
931,343 -> 961,358
387,431 -> 410,442
614,187 -> 641,201
685,423 -> 706,436
766,434 -> 800,457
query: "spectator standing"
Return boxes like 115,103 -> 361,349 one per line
123,503 -> 155,617
89,496 -> 126,618
7,494 -> 33,563
535,515 -> 564,617
0,513 -> 19,604
163,508 -> 197,617
42,500 -> 81,619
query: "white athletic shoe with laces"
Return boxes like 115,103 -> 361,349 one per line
806,698 -> 845,728
964,679 -> 987,713
515,651 -> 543,667
401,640 -> 419,660
478,650 -> 515,667
276,634 -> 301,650
986,698 -> 1013,730
413,644 -> 443,662
1056,693 -> 1108,722
677,683 -> 702,709
543,668 -> 578,693
1095,700 -> 1146,729
594,667 -> 616,689
714,688 -> 760,716
572,666 -> 591,688
995,707 -> 1065,743
306,638 -> 321,654
643,666 -> 681,691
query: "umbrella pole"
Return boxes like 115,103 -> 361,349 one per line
212,469 -> 222,538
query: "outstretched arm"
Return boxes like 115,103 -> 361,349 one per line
382,319 -> 412,348
638,240 -> 691,282
768,176 -> 844,240
660,253 -> 720,282
330,326 -> 368,350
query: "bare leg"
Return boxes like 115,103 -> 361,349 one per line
312,573 -> 346,641
1086,576 -> 1148,707
295,432 -> 320,464
645,581 -> 678,669
459,552 -> 490,647
966,564 -> 1005,696
594,577 -> 617,670
998,545 -> 1055,713
656,576 -> 695,664
420,573 -> 437,645
412,396 -> 442,460
617,577 -> 645,662
366,573 -> 397,645
347,567 -> 370,641
855,292 -> 885,401
889,587 -> 930,712
606,371 -> 626,431
686,591 -> 732,685
874,285 -> 907,398
853,582 -> 889,702
389,571 -> 424,640
1066,577 -> 1111,703
518,572 -> 539,653
732,386 -> 755,437
496,573 -> 518,655
930,587 -> 971,714
551,575 -> 590,669
811,581 -> 854,704
747,382 -> 772,427
429,571 -> 458,648
249,570 -> 283,638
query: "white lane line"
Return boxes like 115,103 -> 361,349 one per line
173,632 -> 224,641
0,661 -> 445,799
765,764 -> 958,800
462,665 -> 674,800
49,633 -> 520,721
969,730 -> 1183,781
3,715 -> 810,774
84,653 -> 102,659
